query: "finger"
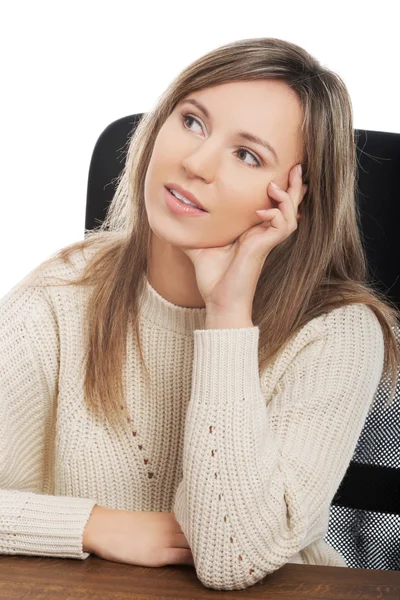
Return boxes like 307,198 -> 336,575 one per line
290,162 -> 302,189
256,207 -> 286,231
267,184 -> 297,226
294,165 -> 308,207
286,163 -> 306,213
268,164 -> 307,223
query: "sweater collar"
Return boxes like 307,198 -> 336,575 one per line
140,277 -> 207,335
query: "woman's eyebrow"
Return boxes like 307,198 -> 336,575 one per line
177,98 -> 280,166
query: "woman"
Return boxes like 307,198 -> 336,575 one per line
0,37 -> 398,591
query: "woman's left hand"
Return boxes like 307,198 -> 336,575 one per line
181,163 -> 308,317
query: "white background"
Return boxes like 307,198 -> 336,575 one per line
1,0 -> 399,297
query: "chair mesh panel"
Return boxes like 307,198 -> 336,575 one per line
325,326 -> 400,570
326,506 -> 400,570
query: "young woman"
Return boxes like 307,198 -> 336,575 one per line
0,37 -> 398,591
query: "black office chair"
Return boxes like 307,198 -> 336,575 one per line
86,114 -> 400,571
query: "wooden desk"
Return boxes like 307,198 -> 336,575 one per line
0,556 -> 399,599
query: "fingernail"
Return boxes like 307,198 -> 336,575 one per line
270,181 -> 279,189
297,164 -> 302,176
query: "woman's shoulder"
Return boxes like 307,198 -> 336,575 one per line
24,242 -> 100,287
295,302 -> 383,340
274,303 -> 384,374
0,243 -> 100,327
262,303 -> 385,397
319,302 -> 384,344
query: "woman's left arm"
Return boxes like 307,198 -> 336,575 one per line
173,303 -> 385,591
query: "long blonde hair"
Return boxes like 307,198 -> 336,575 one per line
26,37 -> 399,434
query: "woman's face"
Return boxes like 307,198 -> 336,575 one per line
144,79 -> 304,249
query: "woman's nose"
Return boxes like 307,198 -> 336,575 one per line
181,140 -> 219,182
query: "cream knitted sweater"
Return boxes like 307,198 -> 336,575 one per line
0,246 -> 385,590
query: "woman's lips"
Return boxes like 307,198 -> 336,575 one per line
164,186 -> 208,216
165,183 -> 208,212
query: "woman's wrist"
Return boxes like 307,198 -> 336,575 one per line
83,504 -> 103,553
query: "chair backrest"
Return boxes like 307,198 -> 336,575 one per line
86,115 -> 400,570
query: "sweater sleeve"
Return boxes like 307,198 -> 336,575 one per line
0,280 -> 97,559
173,303 -> 385,590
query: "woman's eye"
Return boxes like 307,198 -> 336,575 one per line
181,113 -> 262,168
182,114 -> 203,133
235,148 -> 261,168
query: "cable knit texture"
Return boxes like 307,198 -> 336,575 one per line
0,246 -> 385,590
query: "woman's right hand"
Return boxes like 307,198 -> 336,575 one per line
83,505 -> 194,567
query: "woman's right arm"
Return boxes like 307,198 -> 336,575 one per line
0,278 -> 97,559
0,273 -> 194,567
